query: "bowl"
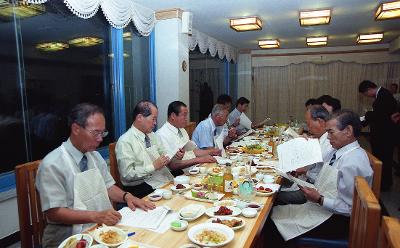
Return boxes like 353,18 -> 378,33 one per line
242,208 -> 257,218
93,226 -> 127,247
170,219 -> 188,231
188,223 -> 234,247
163,190 -> 172,200
189,167 -> 200,175
246,202 -> 261,211
148,194 -> 162,201
192,183 -> 204,190
58,234 -> 93,248
174,175 -> 190,185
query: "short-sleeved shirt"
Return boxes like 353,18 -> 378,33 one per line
116,125 -> 167,186
192,117 -> 226,149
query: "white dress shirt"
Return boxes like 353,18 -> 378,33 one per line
322,140 -> 373,216
192,117 -> 226,149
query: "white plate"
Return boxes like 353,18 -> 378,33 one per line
58,234 -> 93,248
207,216 -> 245,230
213,200 -> 236,207
188,167 -> 200,175
214,156 -> 232,165
255,183 -> 280,196
91,245 -> 108,248
205,206 -> 241,218
118,239 -> 160,248
188,223 -> 234,247
93,226 -> 128,247
171,183 -> 191,192
179,204 -> 206,221
183,191 -> 225,203
253,157 -> 278,168
207,167 -> 224,175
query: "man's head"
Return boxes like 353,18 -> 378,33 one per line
167,101 -> 188,129
68,103 -> 107,153
326,110 -> 361,149
358,80 -> 378,98
236,97 -> 250,113
317,95 -> 341,113
211,104 -> 229,126
132,100 -> 158,134
305,98 -> 317,109
217,94 -> 233,110
390,83 -> 398,94
305,105 -> 330,138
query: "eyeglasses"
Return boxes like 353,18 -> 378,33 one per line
85,128 -> 109,138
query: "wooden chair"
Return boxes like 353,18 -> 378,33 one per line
297,177 -> 381,248
366,151 -> 382,199
15,160 -> 46,248
184,121 -> 196,139
108,142 -> 122,188
380,216 -> 400,248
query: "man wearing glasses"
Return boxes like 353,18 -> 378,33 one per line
36,103 -> 154,248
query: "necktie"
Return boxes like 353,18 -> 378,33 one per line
213,129 -> 217,137
79,155 -> 88,172
178,129 -> 183,138
329,152 -> 337,166
145,135 -> 151,148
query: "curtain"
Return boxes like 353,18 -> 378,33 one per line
252,61 -> 400,123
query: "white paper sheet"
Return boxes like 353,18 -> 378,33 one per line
118,206 -> 170,231
240,113 -> 252,130
214,133 -> 226,157
276,168 -> 316,189
283,127 -> 300,139
277,137 -> 323,173
234,129 -> 254,141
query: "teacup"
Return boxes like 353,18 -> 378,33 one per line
163,190 -> 172,200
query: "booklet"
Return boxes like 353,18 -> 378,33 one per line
240,113 -> 252,130
118,206 -> 170,230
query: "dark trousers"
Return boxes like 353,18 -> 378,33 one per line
371,138 -> 395,191
123,182 -> 154,199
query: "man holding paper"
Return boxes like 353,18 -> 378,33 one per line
270,110 -> 373,245
116,101 -> 184,198
157,101 -> 220,176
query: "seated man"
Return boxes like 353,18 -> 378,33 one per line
277,105 -> 335,205
270,110 -> 373,246
156,101 -> 220,176
316,95 -> 341,113
192,104 -> 236,149
228,97 -> 266,135
116,100 -> 183,198
36,103 -> 155,248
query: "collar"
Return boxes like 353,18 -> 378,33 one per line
64,138 -> 85,166
375,87 -> 381,98
131,124 -> 146,141
335,140 -> 360,159
319,132 -> 328,144
165,121 -> 181,135
208,116 -> 217,132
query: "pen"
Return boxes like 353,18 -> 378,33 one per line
128,232 -> 136,237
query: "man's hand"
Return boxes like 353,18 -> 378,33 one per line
299,186 -> 320,203
173,148 -> 185,160
197,155 -> 217,164
228,127 -> 238,139
292,166 -> 308,177
93,209 -> 121,225
153,155 -> 170,170
207,148 -> 222,156
391,112 -> 400,124
233,118 -> 240,127
126,194 -> 156,211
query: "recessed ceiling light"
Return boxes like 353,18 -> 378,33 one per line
230,17 -> 262,32
0,1 -> 45,20
376,1 -> 400,20
36,42 -> 69,52
68,37 -> 103,47
306,36 -> 328,46
258,39 -> 280,49
356,33 -> 384,44
300,9 -> 331,26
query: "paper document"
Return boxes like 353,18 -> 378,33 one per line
276,168 -> 316,189
240,113 -> 252,130
234,129 -> 254,141
214,133 -> 226,157
277,138 -> 323,173
118,206 -> 169,230
283,127 -> 300,139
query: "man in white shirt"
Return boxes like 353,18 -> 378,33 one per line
192,104 -> 237,149
156,101 -> 221,176
228,97 -> 266,135
36,103 -> 154,247
116,101 -> 184,198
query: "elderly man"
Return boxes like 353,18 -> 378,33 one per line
36,103 -> 155,248
156,101 -> 220,176
277,105 -> 335,205
270,110 -> 373,246
116,100 -> 183,198
192,104 -> 237,149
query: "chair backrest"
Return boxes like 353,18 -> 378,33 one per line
348,176 -> 381,248
15,160 -> 46,248
366,151 -> 382,199
380,216 -> 400,248
184,121 -> 196,139
109,142 -> 122,188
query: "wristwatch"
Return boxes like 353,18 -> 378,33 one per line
318,195 -> 324,206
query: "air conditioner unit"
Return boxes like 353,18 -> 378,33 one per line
182,11 -> 193,35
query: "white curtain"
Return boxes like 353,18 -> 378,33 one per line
27,0 -> 155,35
252,61 -> 400,123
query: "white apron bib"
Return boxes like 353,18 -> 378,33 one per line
143,144 -> 174,189
62,145 -> 113,234
213,124 -> 227,157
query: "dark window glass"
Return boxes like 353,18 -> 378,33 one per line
229,62 -> 237,102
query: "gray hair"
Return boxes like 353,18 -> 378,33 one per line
329,109 -> 362,137
211,104 -> 227,117
68,103 -> 104,128
308,105 -> 330,121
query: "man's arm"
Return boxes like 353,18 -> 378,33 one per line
46,207 -> 121,226
168,155 -> 217,170
107,185 -> 155,211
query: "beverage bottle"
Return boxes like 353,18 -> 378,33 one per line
223,164 -> 233,197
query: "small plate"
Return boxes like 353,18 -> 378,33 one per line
148,194 -> 162,201
188,223 -> 234,247
171,184 -> 191,192
179,204 -> 206,221
242,208 -> 257,218
189,167 -> 200,175
58,234 -> 93,248
170,219 -> 188,231
93,226 -> 127,247
205,206 -> 241,218
207,216 -> 245,230
256,183 -> 280,196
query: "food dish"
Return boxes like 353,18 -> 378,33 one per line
184,190 -> 224,203
214,156 -> 232,165
171,184 -> 191,192
205,206 -> 241,218
93,226 -> 127,247
58,234 -> 93,248
174,175 -> 190,185
241,208 -> 257,218
208,167 -> 223,175
188,223 -> 234,247
179,204 -> 206,221
170,219 -> 189,231
255,183 -> 280,196
246,202 -> 262,211
213,200 -> 236,207
192,183 -> 203,190
242,144 -> 264,154
188,167 -> 200,175
231,166 -> 257,175
208,216 -> 245,230
148,194 -> 162,201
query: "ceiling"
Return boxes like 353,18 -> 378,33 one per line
135,0 -> 400,50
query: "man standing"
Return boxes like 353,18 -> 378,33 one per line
36,103 -> 154,247
116,100 -> 183,198
156,101 -> 220,176
359,80 -> 397,191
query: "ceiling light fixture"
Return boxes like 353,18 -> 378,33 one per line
68,37 -> 103,47
376,1 -> 400,20
306,36 -> 328,46
258,39 -> 280,49
36,42 -> 69,52
300,9 -> 331,26
230,16 -> 262,32
356,33 -> 384,44
0,0 -> 45,20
